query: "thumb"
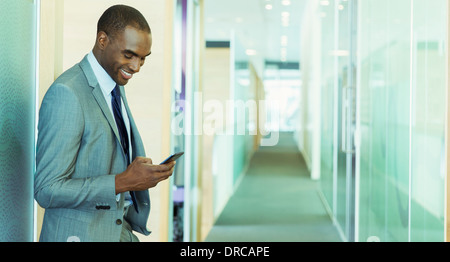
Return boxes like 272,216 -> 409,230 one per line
136,156 -> 153,165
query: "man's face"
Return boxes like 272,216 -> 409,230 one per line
100,26 -> 152,86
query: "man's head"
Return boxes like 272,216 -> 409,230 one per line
93,5 -> 152,86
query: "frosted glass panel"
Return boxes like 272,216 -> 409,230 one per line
232,37 -> 252,185
319,0 -> 336,216
357,0 -> 446,242
409,0 -> 446,241
358,0 -> 412,242
319,0 -> 358,241
0,0 -> 37,241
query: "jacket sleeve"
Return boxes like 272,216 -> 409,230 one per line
34,83 -> 117,211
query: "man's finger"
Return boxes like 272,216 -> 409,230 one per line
141,162 -> 172,172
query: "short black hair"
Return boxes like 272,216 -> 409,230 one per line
97,5 -> 151,39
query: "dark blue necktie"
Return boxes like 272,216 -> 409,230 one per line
111,85 -> 139,213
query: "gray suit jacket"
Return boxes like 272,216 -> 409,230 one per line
34,55 -> 151,242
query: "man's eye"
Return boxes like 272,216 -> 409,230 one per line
124,54 -> 132,59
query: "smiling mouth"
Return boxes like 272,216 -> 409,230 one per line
120,69 -> 133,80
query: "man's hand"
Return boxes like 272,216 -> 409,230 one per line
115,156 -> 175,194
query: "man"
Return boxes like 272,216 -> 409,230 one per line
34,5 -> 174,242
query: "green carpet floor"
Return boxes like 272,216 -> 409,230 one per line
204,132 -> 342,242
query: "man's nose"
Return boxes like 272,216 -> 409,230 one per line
129,57 -> 141,73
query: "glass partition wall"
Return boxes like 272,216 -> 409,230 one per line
356,0 -> 447,242
318,0 -> 358,242
0,0 -> 38,241
356,0 -> 413,242
306,0 -> 448,242
409,0 -> 447,242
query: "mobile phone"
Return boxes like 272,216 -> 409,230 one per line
160,152 -> 184,164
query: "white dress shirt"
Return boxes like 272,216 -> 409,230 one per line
87,51 -> 133,206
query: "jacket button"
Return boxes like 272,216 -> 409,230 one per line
116,219 -> 122,225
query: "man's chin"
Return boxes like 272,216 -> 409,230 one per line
115,78 -> 129,86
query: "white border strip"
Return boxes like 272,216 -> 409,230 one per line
408,0 -> 414,243
354,0 -> 361,242
33,0 -> 41,243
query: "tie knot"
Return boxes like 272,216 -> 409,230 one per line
112,85 -> 120,98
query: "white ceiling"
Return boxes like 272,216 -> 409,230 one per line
203,0 -> 307,66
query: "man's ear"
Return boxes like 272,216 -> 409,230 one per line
96,31 -> 109,51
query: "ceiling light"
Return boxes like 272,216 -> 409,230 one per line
281,35 -> 288,46
281,12 -> 290,27
280,47 -> 287,61
246,49 -> 257,56
329,50 -> 349,56
282,0 -> 291,6
265,4 -> 273,10
320,0 -> 330,6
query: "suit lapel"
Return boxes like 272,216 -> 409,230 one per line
79,56 -> 122,147
119,86 -> 145,159
92,87 -> 120,141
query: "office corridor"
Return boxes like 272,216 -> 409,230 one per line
204,132 -> 342,242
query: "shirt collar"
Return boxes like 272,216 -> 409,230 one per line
87,51 -> 117,96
